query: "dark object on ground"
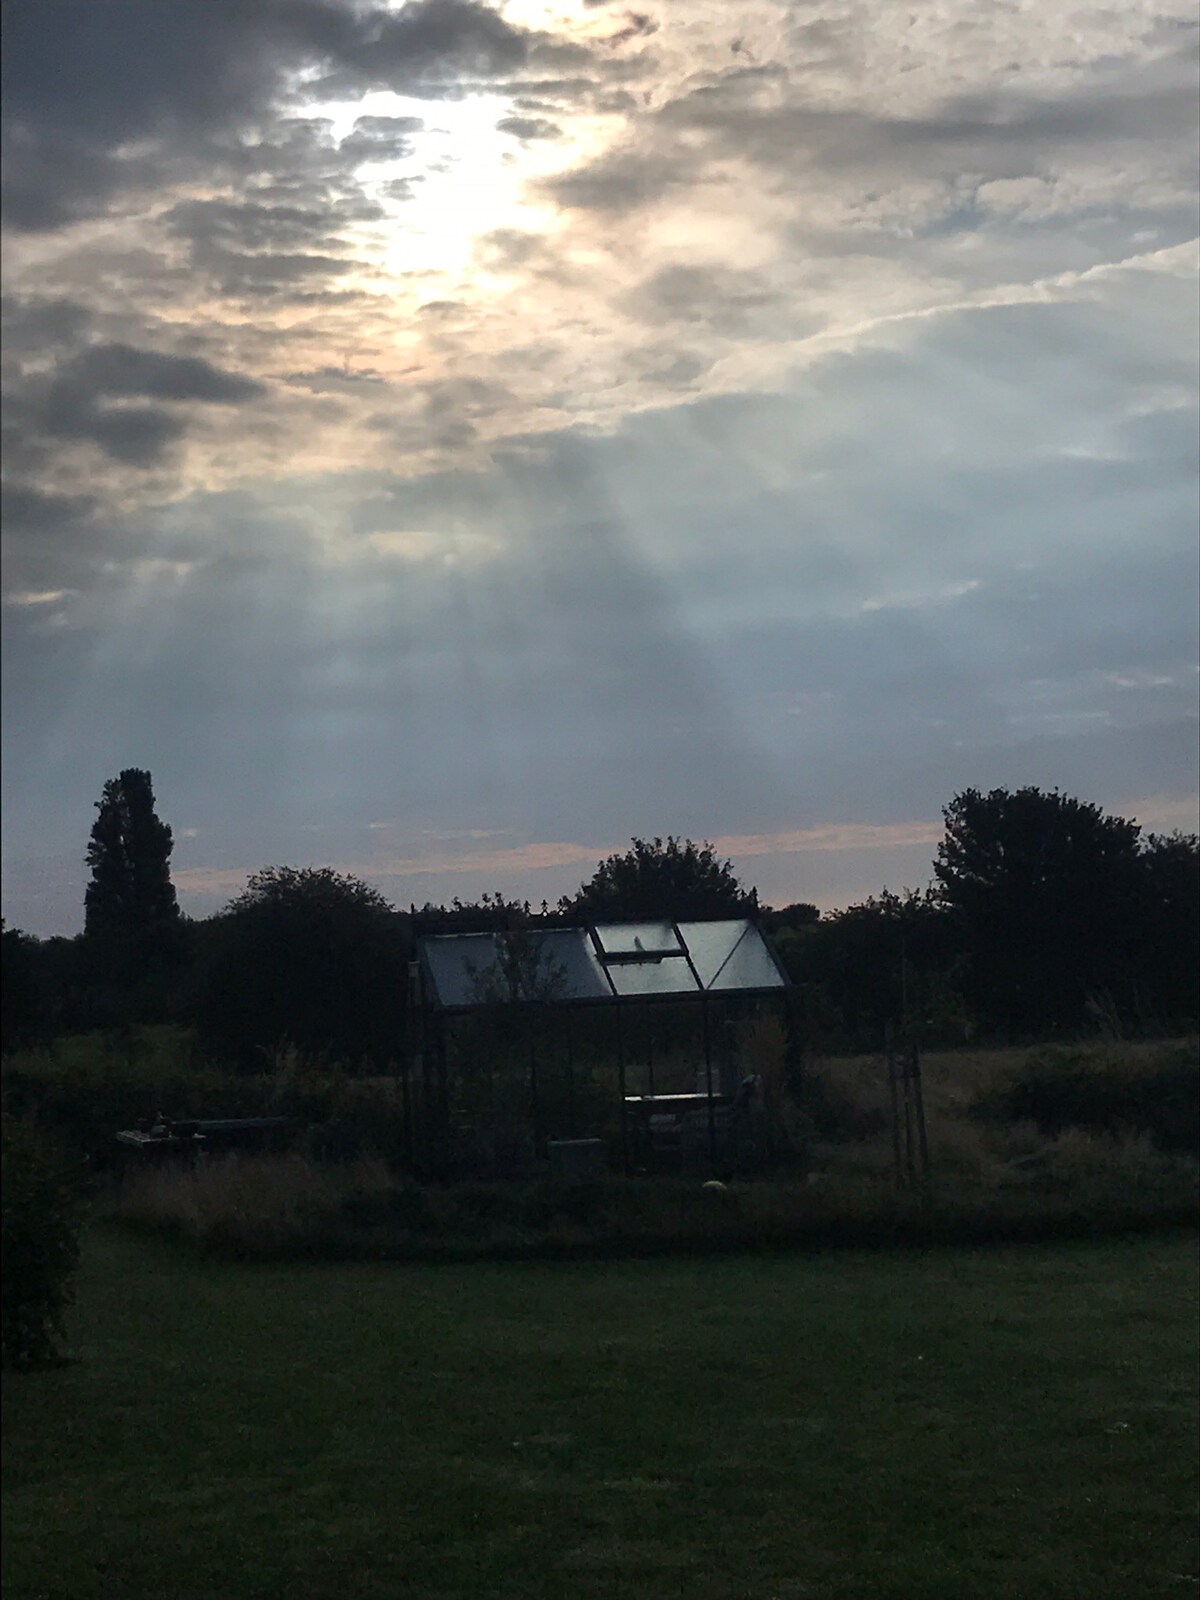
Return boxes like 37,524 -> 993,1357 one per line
116,1115 -> 290,1162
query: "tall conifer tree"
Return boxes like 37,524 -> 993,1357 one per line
84,769 -> 179,949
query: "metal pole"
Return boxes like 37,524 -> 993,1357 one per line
528,1007 -> 542,1160
702,995 -> 717,1175
565,1007 -> 577,1137
616,1001 -> 629,1174
438,1015 -> 450,1177
418,990 -> 431,1174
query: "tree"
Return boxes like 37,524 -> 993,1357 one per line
412,892 -> 537,934
1,924 -> 47,1054
934,787 -> 1144,1035
83,769 -> 180,955
198,867 -> 407,1070
561,837 -> 757,922
1134,832 -> 1200,1028
796,889 -> 966,1052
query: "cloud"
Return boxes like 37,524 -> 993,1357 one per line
64,343 -> 265,406
1,0 -> 1196,936
24,342 -> 267,467
338,114 -> 427,163
1,0 -> 540,230
496,114 -> 562,141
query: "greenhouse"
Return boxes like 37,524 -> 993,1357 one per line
406,919 -> 790,1177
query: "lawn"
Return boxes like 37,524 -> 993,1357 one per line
3,1230 -> 1198,1600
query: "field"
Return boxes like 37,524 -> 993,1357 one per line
4,1229 -> 1198,1600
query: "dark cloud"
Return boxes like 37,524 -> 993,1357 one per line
66,343 -> 265,405
475,229 -> 545,270
338,114 -> 426,163
1,0 -> 534,230
600,12 -> 659,49
626,264 -> 782,335
166,192 -> 378,299
9,338 -> 267,469
540,144 -> 696,211
496,115 -> 563,141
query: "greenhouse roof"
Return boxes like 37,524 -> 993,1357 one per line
416,919 -> 788,1012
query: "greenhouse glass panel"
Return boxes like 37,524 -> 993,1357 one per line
676,921 -> 785,992
706,925 -> 787,992
676,920 -> 748,988
593,922 -> 684,959
530,929 -> 613,1001
421,929 -> 612,1008
607,957 -> 700,998
422,933 -> 504,1009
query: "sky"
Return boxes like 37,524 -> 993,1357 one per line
2,0 -> 1198,937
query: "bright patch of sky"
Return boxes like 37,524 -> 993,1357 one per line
1,0 -> 1197,933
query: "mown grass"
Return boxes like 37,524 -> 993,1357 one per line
3,1228 -> 1198,1600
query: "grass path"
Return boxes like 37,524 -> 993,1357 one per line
4,1229 -> 1198,1599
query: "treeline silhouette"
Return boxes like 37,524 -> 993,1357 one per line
2,773 -> 1197,1064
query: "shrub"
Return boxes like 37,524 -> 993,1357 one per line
2,1114 -> 81,1369
1,1029 -> 276,1172
197,867 -> 407,1072
976,1041 -> 1200,1153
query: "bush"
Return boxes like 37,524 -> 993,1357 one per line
197,867 -> 407,1072
1,1029 -> 276,1172
976,1041 -> 1200,1153
2,1115 -> 81,1369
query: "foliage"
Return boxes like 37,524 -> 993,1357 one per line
561,836 -> 757,921
412,892 -> 539,932
1134,832 -> 1200,1029
197,867 -> 407,1071
934,786 -> 1145,1035
762,901 -> 820,932
1,923 -> 49,1054
976,1041 -> 1200,1153
84,768 -> 180,960
1,1114 -> 81,1369
0,1028 -> 418,1172
464,929 -> 571,1006
782,889 -> 968,1053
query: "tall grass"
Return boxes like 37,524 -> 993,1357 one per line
106,1132 -> 1198,1264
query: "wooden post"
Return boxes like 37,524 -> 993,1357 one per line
885,1021 -> 904,1189
400,1053 -> 414,1174
910,1038 -> 930,1180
